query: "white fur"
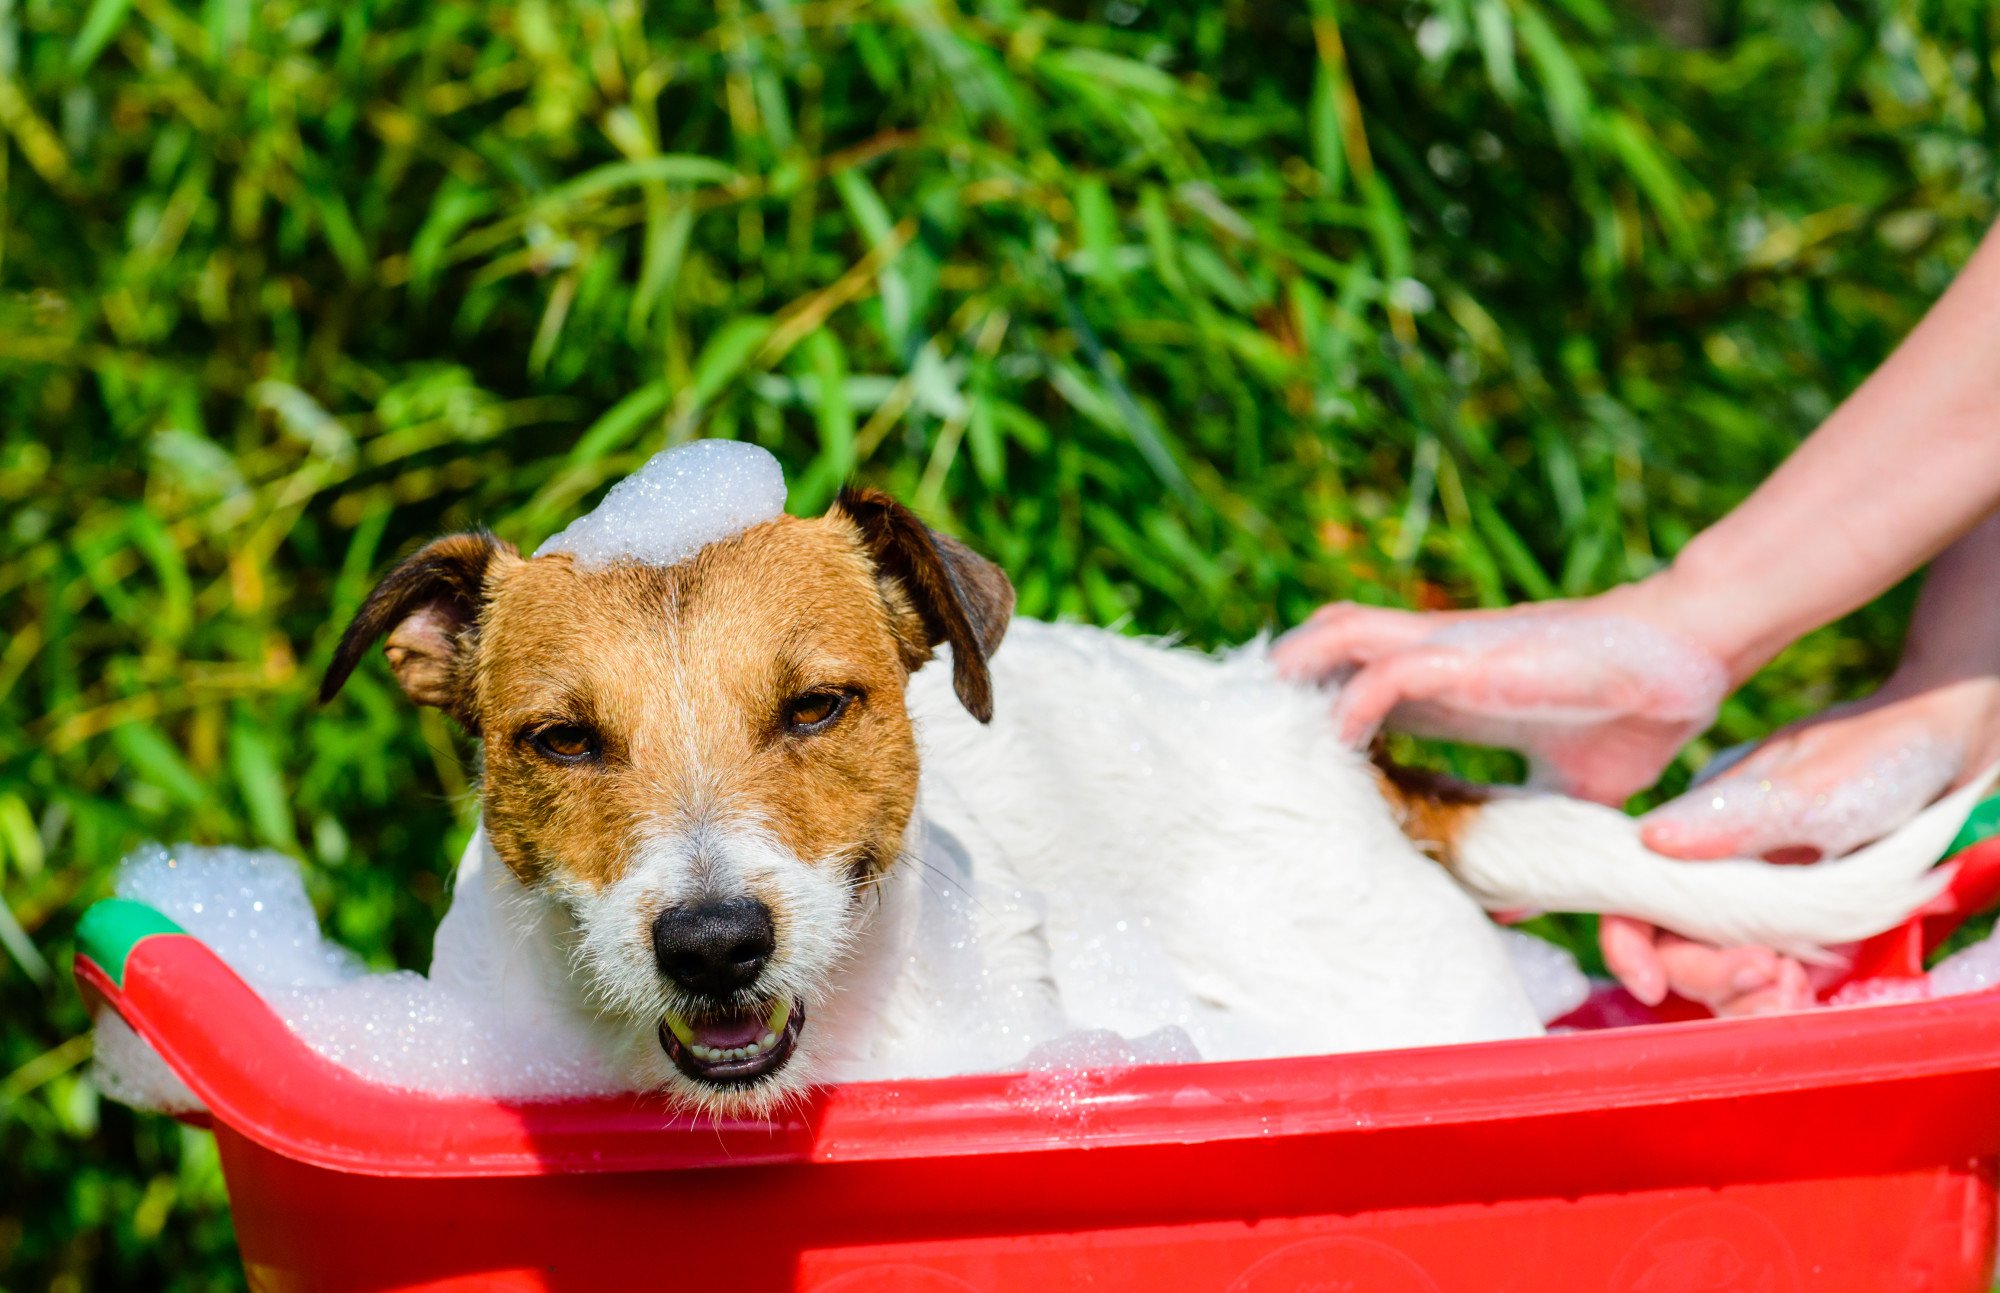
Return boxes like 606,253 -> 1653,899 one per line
1454,773 -> 1992,957
441,619 -> 1977,1097
533,810 -> 855,1110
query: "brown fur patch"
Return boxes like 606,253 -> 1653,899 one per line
834,487 -> 1014,722
467,515 -> 929,892
1370,752 -> 1490,872
321,532 -> 515,721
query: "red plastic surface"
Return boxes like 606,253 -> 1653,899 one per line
79,883 -> 2000,1292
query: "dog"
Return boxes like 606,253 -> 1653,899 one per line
320,483 -> 1982,1115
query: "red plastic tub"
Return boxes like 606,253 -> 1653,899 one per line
74,829 -> 2000,1292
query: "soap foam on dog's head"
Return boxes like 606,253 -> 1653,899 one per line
536,440 -> 787,568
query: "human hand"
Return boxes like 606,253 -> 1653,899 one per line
1600,672 -> 2000,1015
1272,595 -> 1731,805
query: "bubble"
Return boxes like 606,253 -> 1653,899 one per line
1929,930 -> 2000,998
1420,614 -> 1729,724
535,439 -> 786,569
1494,927 -> 1590,1024
94,844 -> 619,1108
1647,739 -> 1960,859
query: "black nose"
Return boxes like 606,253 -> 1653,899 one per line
651,898 -> 775,998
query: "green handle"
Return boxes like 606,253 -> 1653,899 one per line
1946,790 -> 2000,860
74,898 -> 186,990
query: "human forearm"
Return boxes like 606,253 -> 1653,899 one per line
1639,223 -> 2000,683
1890,512 -> 2000,688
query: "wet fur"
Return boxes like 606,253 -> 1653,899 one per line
329,493 -> 1958,1113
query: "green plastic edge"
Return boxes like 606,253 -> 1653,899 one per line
74,898 -> 187,990
1947,791 -> 2000,860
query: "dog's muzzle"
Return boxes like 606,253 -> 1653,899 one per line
657,996 -> 805,1085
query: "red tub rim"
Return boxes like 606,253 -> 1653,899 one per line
75,917 -> 2000,1182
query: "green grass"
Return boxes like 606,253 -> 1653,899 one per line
2,0 -> 1995,1284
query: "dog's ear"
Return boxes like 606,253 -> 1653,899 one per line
319,531 -> 514,721
836,487 -> 1014,723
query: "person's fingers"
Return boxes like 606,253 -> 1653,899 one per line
1328,650 -> 1464,746
1642,749 -> 1956,861
1654,937 -> 1786,1008
1639,803 -> 1760,860
1709,957 -> 1814,1018
1604,917 -> 1819,1016
1641,743 -> 1799,858
1271,604 -> 1439,681
1599,916 -> 1668,1007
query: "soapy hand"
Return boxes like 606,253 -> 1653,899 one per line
1602,673 -> 2000,1015
1272,600 -> 1731,805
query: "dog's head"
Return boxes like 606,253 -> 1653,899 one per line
321,488 -> 1012,1113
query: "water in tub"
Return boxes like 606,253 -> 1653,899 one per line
94,441 -> 1593,1107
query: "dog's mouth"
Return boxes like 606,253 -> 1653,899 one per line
658,996 -> 804,1086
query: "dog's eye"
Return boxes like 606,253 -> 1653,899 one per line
526,723 -> 600,765
783,689 -> 853,736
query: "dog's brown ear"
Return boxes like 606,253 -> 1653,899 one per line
836,487 -> 1014,723
319,531 -> 514,719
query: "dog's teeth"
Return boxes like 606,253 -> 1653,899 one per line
679,1010 -> 791,1068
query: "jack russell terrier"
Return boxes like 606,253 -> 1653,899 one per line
319,458 -> 1982,1116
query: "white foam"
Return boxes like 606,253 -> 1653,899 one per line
93,844 -> 619,1106
1930,930 -> 2000,998
1021,1025 -> 1203,1070
1495,927 -> 1590,1024
1359,615 -> 1730,792
90,1011 -> 202,1115
110,842 -> 363,989
535,439 -> 786,568
94,838 -> 1605,1108
1007,1027 -> 1203,1133
1419,615 -> 1729,725
1644,739 -> 1960,860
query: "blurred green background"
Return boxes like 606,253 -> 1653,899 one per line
1,0 -> 1995,1285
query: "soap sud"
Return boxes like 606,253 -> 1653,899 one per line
1645,738 -> 1960,860
1824,928 -> 2000,1010
112,843 -> 364,988
864,874 -> 1072,1080
832,856 -> 1216,1083
94,839 -> 1593,1109
90,1011 -> 202,1115
91,842 -> 1229,1109
1825,976 -> 1931,1008
535,439 -> 786,568
93,844 -> 617,1108
1819,914 -> 2000,1010
1383,615 -> 1729,788
1495,927 -> 1590,1024
1928,928 -> 2000,998
1420,615 -> 1729,723
1009,1027 -> 1201,1133
1021,1025 -> 1203,1071
270,970 -> 613,1099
